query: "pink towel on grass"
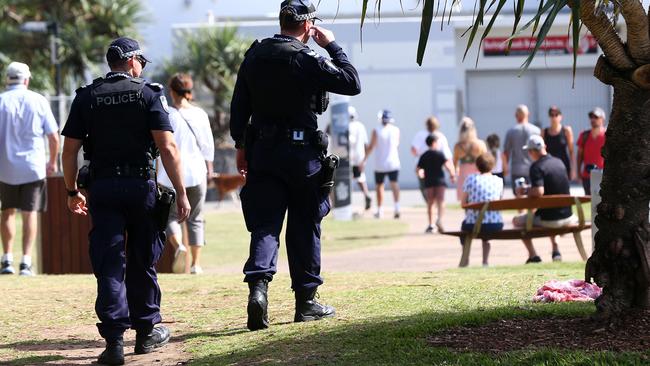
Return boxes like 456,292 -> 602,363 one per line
533,280 -> 602,303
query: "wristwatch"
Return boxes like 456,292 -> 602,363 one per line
67,189 -> 80,197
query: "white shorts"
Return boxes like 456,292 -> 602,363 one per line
513,214 -> 578,228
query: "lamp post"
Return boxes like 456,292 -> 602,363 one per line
20,21 -> 63,124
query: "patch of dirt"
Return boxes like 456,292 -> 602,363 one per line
428,310 -> 650,353
2,322 -> 191,366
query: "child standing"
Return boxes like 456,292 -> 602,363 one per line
486,134 -> 504,180
417,135 -> 456,233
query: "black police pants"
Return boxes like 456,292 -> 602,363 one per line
240,164 -> 330,291
88,178 -> 164,342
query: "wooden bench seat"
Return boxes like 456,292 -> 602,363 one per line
441,195 -> 591,267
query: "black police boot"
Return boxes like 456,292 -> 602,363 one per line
247,279 -> 269,331
97,338 -> 124,365
134,325 -> 170,354
294,288 -> 336,322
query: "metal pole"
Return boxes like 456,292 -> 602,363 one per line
49,22 -> 63,125
330,96 -> 352,221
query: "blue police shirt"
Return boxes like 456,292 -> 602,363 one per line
229,37 -> 361,147
63,72 -> 172,141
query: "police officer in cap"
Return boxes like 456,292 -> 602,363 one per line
230,0 -> 361,331
61,37 -> 191,365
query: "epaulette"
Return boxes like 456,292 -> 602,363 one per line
146,82 -> 164,92
302,48 -> 323,60
75,78 -> 101,94
245,40 -> 260,56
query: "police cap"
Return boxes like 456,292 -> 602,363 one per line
106,37 -> 151,64
280,0 -> 321,22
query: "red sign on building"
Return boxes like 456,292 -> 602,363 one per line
483,34 -> 598,57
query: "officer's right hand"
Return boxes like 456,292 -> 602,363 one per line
67,193 -> 88,216
311,26 -> 335,48
236,149 -> 248,178
176,193 -> 191,223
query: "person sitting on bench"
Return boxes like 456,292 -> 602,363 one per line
514,135 -> 577,264
460,153 -> 504,267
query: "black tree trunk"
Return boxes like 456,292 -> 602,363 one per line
587,57 -> 650,318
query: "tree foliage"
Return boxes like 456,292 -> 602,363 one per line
160,26 -> 252,144
0,0 -> 143,93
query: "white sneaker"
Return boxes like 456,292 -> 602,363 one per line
190,265 -> 203,274
172,245 -> 187,274
19,263 -> 33,276
1,261 -> 15,275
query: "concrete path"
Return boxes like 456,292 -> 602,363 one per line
212,188 -> 592,273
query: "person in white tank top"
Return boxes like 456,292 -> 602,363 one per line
364,110 -> 401,219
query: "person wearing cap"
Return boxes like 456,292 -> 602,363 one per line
541,106 -> 575,181
0,61 -> 59,276
513,135 -> 577,264
503,104 -> 541,196
577,107 -> 607,195
365,109 -> 402,219
348,106 -> 372,211
229,0 -> 360,331
61,37 -> 191,365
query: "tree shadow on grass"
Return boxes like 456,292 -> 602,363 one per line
185,304 -> 650,366
0,355 -> 63,366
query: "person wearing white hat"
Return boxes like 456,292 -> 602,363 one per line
513,135 -> 577,264
0,61 -> 60,276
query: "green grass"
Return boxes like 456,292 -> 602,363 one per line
1,262 -> 647,365
200,212 -> 408,268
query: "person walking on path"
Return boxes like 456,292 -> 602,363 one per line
503,104 -> 541,196
452,117 -> 487,201
348,106 -> 372,211
62,37 -> 190,365
460,153 -> 504,267
577,107 -> 607,195
229,0 -> 361,331
416,134 -> 455,233
0,62 -> 59,276
541,106 -> 575,180
411,116 -> 452,202
366,109 -> 401,219
158,73 -> 215,275
486,134 -> 504,180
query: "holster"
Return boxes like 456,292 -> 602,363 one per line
320,154 -> 339,195
153,184 -> 176,232
77,165 -> 91,189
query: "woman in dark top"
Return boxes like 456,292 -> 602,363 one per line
417,135 -> 456,233
541,106 -> 575,180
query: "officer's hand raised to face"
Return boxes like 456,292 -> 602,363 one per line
310,26 -> 335,48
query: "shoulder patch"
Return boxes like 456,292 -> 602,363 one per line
146,82 -> 164,92
323,59 -> 339,73
159,95 -> 170,113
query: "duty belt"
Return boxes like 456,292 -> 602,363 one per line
91,164 -> 155,180
255,128 -> 318,146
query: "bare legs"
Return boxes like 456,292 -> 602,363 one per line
1,209 -> 36,258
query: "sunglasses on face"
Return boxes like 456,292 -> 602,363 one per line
589,115 -> 598,119
549,113 -> 560,117
135,55 -> 147,70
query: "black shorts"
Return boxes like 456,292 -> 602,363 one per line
352,166 -> 362,179
375,170 -> 399,185
0,179 -> 47,212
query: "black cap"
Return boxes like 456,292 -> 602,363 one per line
280,0 -> 321,22
106,37 -> 150,63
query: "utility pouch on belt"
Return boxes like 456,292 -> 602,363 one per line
320,154 -> 339,195
77,165 -> 91,189
310,90 -> 330,115
153,185 -> 176,231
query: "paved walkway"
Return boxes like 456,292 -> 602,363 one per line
212,188 -> 592,273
